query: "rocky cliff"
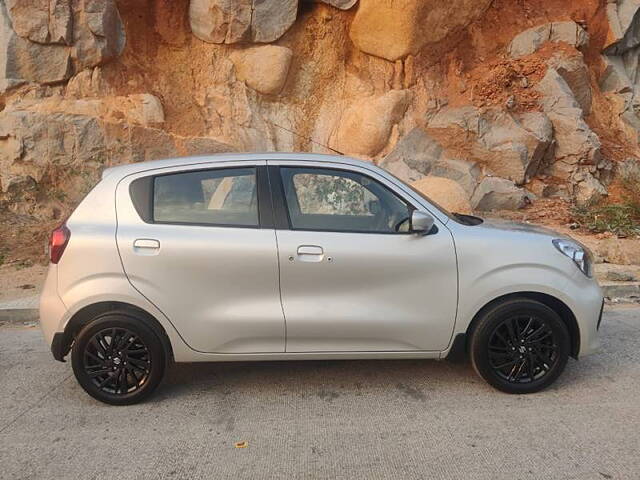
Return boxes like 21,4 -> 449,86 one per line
1,0 -> 640,226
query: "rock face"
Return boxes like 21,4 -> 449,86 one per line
189,0 -> 297,44
535,67 -> 606,203
0,106 -> 232,215
426,107 -> 554,185
230,46 -> 293,95
2,0 -> 640,223
508,21 -> 589,58
0,0 -> 124,86
380,127 -> 481,196
331,90 -> 410,157
411,176 -> 472,214
349,0 -> 491,61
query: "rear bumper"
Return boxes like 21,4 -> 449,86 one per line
39,265 -> 68,360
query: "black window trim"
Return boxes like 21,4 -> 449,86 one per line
129,164 -> 274,230
268,164 -> 420,235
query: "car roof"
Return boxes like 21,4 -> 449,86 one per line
101,152 -> 374,179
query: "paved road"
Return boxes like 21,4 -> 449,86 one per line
1,307 -> 639,480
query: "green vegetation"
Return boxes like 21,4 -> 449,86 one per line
571,158 -> 640,237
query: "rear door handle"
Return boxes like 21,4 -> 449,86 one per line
133,238 -> 160,255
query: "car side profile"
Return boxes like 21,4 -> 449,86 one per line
39,153 -> 604,405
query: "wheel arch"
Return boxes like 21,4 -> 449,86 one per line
464,292 -> 580,359
55,301 -> 174,363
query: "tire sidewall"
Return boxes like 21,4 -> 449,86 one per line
71,313 -> 166,405
470,300 -> 570,394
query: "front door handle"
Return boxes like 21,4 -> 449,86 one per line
295,245 -> 324,263
297,245 -> 323,256
133,238 -> 160,255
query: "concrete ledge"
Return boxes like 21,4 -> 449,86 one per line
0,308 -> 39,324
602,282 -> 640,301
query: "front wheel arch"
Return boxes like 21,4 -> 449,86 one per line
465,292 -> 580,359
57,302 -> 174,364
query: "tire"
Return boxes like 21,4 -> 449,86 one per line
469,298 -> 570,394
71,312 -> 166,405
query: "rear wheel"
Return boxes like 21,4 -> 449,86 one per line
71,313 -> 165,405
470,299 -> 570,394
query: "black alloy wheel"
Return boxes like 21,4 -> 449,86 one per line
470,298 -> 570,394
487,315 -> 558,384
71,313 -> 165,405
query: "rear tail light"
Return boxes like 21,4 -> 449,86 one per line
50,224 -> 70,264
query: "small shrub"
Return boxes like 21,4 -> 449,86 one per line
571,202 -> 640,237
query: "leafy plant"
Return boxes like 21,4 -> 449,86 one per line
571,202 -> 640,237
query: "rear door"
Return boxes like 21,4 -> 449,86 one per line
115,161 -> 285,353
269,161 -> 458,353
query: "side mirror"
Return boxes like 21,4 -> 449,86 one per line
411,210 -> 435,235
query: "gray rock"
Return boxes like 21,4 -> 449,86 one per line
379,127 -> 481,196
508,21 -> 589,58
536,68 -> 603,179
427,107 -> 553,184
379,128 -> 443,182
548,53 -> 593,114
0,2 -> 72,84
72,0 -> 126,70
573,171 -> 608,206
189,0 -> 252,44
471,177 -> 532,211
251,0 -> 298,43
4,0 -> 72,44
189,0 -> 297,44
600,55 -> 633,93
306,0 -> 358,9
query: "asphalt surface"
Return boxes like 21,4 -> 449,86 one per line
1,306 -> 639,480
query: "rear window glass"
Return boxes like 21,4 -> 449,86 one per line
153,168 -> 258,227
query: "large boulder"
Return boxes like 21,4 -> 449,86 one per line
0,0 -> 125,85
508,21 -> 589,58
189,0 -> 297,44
548,53 -> 592,115
471,177 -> 533,211
349,0 -> 491,61
331,89 -> 410,157
536,68 -> 603,180
0,2 -> 71,84
5,0 -> 72,44
426,107 -> 553,185
411,176 -> 472,215
379,127 -> 481,195
230,45 -> 293,95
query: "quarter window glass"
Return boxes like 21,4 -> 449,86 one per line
153,168 -> 258,227
281,167 -> 412,233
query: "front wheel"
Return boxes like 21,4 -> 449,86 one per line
71,313 -> 166,405
470,299 -> 570,394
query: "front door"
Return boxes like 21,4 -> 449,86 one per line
271,163 -> 458,352
116,162 -> 285,354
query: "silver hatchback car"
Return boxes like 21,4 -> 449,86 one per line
40,153 -> 604,404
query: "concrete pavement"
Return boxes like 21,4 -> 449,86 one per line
1,306 -> 639,479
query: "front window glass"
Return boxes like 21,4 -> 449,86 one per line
281,167 -> 412,233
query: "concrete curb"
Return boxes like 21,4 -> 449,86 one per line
0,308 -> 39,324
602,283 -> 640,301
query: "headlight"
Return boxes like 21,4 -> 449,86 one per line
552,239 -> 593,277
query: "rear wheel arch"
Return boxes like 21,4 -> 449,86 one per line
465,292 -> 580,359
59,301 -> 174,363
